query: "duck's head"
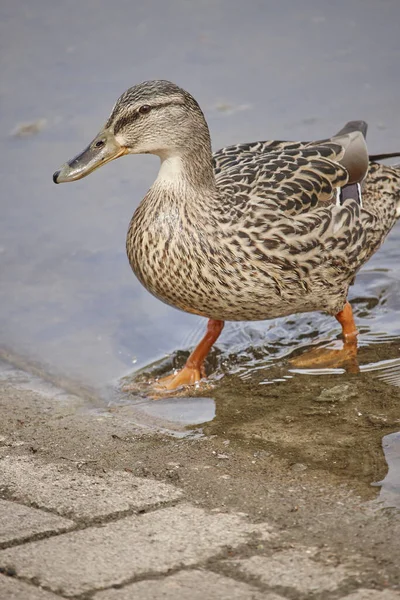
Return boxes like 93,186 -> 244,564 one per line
53,80 -> 210,184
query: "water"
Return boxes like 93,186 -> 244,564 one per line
1,0 -> 400,498
377,432 -> 400,509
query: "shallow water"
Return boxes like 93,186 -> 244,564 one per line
377,432 -> 400,509
1,0 -> 400,499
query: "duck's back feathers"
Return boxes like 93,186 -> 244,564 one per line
205,124 -> 399,318
214,141 -> 348,217
214,121 -> 370,214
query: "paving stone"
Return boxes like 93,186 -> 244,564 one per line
0,574 -> 62,599
233,549 -> 350,594
342,590 -> 400,599
0,499 -> 74,545
0,456 -> 182,519
0,504 -> 273,596
94,570 -> 285,600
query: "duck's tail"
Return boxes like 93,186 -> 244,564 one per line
369,151 -> 400,162
368,153 -> 400,218
366,132 -> 400,218
364,160 -> 400,219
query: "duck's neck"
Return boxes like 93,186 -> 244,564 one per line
154,144 -> 217,193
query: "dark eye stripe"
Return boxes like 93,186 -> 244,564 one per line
112,101 -> 183,134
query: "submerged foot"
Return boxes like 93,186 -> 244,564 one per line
290,337 -> 359,373
123,318 -> 224,397
154,365 -> 204,391
122,365 -> 208,398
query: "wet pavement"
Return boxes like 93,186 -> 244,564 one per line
1,0 -> 400,506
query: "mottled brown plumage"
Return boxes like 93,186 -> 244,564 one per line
53,80 -> 400,390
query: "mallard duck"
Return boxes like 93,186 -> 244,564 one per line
53,80 -> 400,391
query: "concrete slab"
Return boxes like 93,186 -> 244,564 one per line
94,569 -> 286,600
0,504 -> 273,596
232,549 -> 350,594
0,499 -> 74,546
0,574 -> 62,599
0,456 -> 182,519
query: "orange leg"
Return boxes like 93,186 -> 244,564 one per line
155,319 -> 225,391
291,301 -> 359,371
336,301 -> 358,341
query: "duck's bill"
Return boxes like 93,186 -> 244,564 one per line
53,130 -> 128,184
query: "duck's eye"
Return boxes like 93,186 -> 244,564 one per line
94,139 -> 105,148
139,104 -> 151,115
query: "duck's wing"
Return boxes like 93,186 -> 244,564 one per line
213,122 -> 369,217
211,124 -> 399,290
